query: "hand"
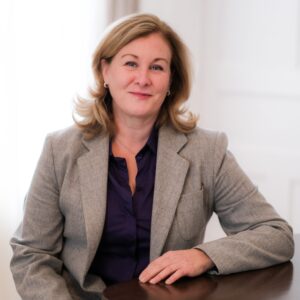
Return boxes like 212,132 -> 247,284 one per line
139,249 -> 215,285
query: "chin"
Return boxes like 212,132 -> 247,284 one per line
129,111 -> 158,120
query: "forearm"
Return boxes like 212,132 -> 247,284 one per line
196,221 -> 294,275
10,239 -> 73,300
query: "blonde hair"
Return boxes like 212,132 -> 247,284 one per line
74,13 -> 198,138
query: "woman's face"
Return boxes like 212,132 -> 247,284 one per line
102,33 -> 172,123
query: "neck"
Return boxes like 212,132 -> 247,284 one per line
113,114 -> 157,147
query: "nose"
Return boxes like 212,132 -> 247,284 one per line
135,68 -> 151,86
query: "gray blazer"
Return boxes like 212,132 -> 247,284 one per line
10,124 -> 294,300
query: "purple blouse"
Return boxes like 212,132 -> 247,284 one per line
89,129 -> 158,285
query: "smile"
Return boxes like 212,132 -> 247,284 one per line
129,91 -> 152,99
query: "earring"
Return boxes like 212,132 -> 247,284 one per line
104,82 -> 109,88
167,90 -> 171,96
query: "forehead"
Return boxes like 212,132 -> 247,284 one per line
116,33 -> 172,60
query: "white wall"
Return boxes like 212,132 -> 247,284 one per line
0,1 -> 107,298
139,0 -> 300,239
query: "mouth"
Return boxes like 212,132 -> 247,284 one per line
129,91 -> 152,99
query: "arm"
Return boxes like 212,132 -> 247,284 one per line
197,132 -> 294,274
10,135 -> 73,300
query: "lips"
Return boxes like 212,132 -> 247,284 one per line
130,91 -> 152,96
129,91 -> 152,99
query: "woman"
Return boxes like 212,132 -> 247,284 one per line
10,13 -> 294,299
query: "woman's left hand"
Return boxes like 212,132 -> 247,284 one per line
139,249 -> 215,284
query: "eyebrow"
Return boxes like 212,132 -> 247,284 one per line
121,54 -> 170,64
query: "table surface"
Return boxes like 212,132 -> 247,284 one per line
103,234 -> 299,300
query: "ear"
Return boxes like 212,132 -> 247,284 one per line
101,59 -> 110,83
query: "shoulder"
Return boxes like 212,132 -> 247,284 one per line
178,127 -> 232,176
47,124 -> 83,145
44,124 -> 109,160
159,124 -> 229,157
185,127 -> 228,156
43,125 -> 86,161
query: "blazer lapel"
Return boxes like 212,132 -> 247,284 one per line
150,125 -> 189,261
77,132 -> 109,279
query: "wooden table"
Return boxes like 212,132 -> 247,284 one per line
103,234 -> 299,300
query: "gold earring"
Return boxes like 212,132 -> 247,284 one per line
104,82 -> 109,88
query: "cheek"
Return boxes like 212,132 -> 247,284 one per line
107,66 -> 133,87
160,73 -> 171,88
109,78 -> 131,95
117,74 -> 135,89
156,77 -> 170,93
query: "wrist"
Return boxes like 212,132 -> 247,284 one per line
192,248 -> 215,272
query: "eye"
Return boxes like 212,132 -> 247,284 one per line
124,61 -> 137,68
151,64 -> 164,71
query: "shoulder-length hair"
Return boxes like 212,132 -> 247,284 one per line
73,13 -> 198,139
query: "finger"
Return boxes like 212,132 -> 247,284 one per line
149,265 -> 177,284
139,262 -> 165,283
165,269 -> 185,285
139,266 -> 161,283
139,255 -> 172,283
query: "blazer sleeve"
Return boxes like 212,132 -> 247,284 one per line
10,134 -> 73,300
196,132 -> 294,275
